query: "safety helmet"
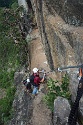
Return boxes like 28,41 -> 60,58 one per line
33,67 -> 39,73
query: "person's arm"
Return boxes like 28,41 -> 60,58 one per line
40,73 -> 46,82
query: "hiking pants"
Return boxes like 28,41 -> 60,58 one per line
32,86 -> 38,95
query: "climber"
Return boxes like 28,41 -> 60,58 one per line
30,67 -> 46,96
23,78 -> 32,93
68,67 -> 83,125
76,67 -> 83,103
77,67 -> 83,80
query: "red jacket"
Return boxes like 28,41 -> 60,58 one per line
33,73 -> 41,86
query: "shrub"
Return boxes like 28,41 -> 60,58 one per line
0,70 -> 14,89
0,86 -> 16,124
43,74 -> 71,111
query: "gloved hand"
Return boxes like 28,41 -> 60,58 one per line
42,69 -> 45,73
43,73 -> 46,78
78,76 -> 81,80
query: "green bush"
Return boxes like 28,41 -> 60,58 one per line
61,73 -> 69,91
0,70 -> 14,89
44,74 -> 71,111
0,86 -> 16,124
0,4 -> 27,125
43,91 -> 56,111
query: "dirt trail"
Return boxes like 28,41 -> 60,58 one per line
28,28 -> 53,125
29,28 -> 50,73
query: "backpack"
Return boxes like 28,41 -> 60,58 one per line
23,79 -> 31,90
29,74 -> 36,86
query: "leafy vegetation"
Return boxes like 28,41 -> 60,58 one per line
43,74 -> 71,111
0,0 -> 17,8
0,0 -> 29,124
0,86 -> 16,124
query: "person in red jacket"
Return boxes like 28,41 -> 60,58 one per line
31,67 -> 45,95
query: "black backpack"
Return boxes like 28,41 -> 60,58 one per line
23,79 -> 31,90
29,74 -> 37,86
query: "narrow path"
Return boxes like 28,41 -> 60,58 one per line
29,28 -> 50,73
28,28 -> 53,125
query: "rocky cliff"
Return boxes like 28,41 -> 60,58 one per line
30,0 -> 83,70
29,0 -> 83,124
15,0 -> 83,125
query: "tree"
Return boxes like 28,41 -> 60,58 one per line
0,0 -> 17,8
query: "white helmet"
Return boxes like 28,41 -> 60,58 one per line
33,67 -> 39,73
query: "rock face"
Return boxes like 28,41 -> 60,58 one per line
54,97 -> 71,125
30,0 -> 83,70
29,0 -> 83,124
16,0 -> 83,124
45,0 -> 83,26
18,0 -> 28,12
